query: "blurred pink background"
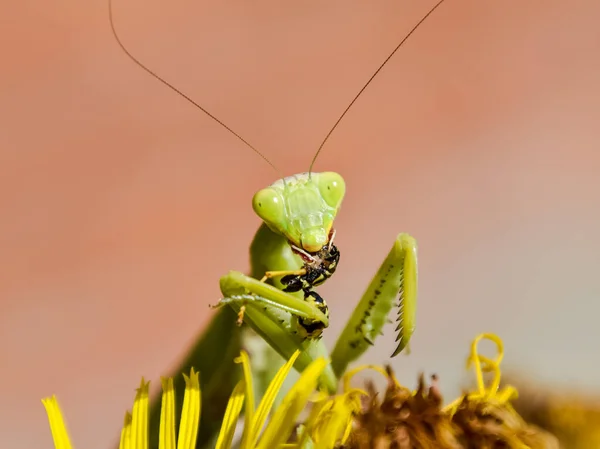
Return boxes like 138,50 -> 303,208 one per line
2,0 -> 599,448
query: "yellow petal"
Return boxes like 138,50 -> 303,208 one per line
256,357 -> 328,449
310,390 -> 364,449
248,349 -> 301,448
215,381 -> 246,449
177,368 -> 201,449
295,401 -> 325,448
159,378 -> 176,449
131,378 -> 150,449
444,333 -> 517,415
235,351 -> 255,448
466,333 -> 504,398
120,412 -> 133,449
342,364 -> 390,393
41,395 -> 73,449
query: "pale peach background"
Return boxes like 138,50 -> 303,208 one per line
2,0 -> 599,448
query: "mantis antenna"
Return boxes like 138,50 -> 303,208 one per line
108,0 -> 283,177
110,0 -> 448,176
308,0 -> 449,174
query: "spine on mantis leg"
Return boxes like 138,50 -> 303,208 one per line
330,233 -> 418,378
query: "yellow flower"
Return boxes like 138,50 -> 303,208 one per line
42,350 -> 334,449
342,333 -> 559,449
42,334 -> 560,449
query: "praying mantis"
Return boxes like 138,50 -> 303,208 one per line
215,174 -> 417,392
109,0 -> 447,446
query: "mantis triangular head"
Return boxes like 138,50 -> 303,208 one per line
252,172 -> 346,253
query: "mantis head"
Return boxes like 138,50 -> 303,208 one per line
252,172 -> 346,252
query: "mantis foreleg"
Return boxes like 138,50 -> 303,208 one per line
330,233 -> 417,377
218,224 -> 338,393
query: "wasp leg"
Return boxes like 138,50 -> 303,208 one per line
259,268 -> 307,283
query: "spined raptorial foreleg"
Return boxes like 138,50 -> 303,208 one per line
216,271 -> 328,325
215,270 -> 337,393
330,233 -> 417,378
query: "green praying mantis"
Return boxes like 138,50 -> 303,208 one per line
216,175 -> 417,391
109,0 -> 447,446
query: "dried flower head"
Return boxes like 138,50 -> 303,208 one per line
342,333 -> 559,449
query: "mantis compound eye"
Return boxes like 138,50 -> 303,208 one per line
252,187 -> 286,229
317,172 -> 346,210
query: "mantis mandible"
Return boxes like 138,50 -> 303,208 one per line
109,0 -> 447,443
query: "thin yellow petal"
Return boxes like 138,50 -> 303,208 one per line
131,378 -> 150,449
444,333 -> 516,415
177,368 -> 201,449
120,412 -> 133,449
42,395 -> 73,449
310,390 -> 364,449
159,378 -> 176,449
311,400 -> 336,449
466,333 -> 504,398
295,399 -> 326,449
215,381 -> 246,449
249,349 -> 301,448
235,351 -> 255,449
342,364 -> 390,393
256,357 -> 328,449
